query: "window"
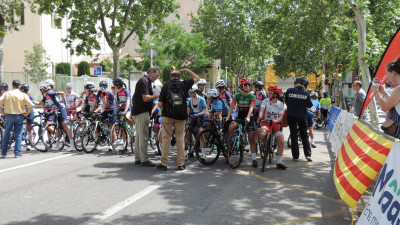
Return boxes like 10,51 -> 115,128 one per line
20,3 -> 25,25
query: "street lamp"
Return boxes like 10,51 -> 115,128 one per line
225,67 -> 228,84
150,43 -> 155,67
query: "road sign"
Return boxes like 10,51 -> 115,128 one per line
94,66 -> 102,76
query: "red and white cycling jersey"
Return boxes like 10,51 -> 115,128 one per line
65,92 -> 81,110
260,98 -> 284,120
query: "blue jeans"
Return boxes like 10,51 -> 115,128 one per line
2,114 -> 24,156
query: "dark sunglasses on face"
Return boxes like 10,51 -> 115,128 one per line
243,84 -> 251,87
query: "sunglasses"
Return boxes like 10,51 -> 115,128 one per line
243,84 -> 251,87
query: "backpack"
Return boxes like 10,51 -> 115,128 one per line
166,81 -> 187,119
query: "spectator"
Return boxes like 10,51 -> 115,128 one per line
372,57 -> 400,138
285,77 -> 313,162
0,80 -> 34,158
157,68 -> 199,170
353,80 -> 368,119
131,67 -> 161,167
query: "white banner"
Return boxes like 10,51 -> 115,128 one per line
329,109 -> 356,155
357,141 -> 400,225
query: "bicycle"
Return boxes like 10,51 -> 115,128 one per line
110,113 -> 135,155
257,120 -> 278,172
184,117 -> 198,159
81,113 -> 113,153
194,116 -> 227,166
73,111 -> 92,152
227,119 -> 248,169
42,111 -> 68,151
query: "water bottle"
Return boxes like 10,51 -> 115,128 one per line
104,126 -> 109,135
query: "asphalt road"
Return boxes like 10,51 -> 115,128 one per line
0,127 -> 351,225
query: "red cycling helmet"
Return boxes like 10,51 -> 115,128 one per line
240,78 -> 251,86
268,85 -> 281,95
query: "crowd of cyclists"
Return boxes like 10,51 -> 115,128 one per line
0,75 -> 332,172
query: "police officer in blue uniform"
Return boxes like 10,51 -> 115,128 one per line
285,77 -> 313,162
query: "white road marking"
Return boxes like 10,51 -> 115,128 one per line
82,185 -> 161,225
0,154 -> 73,174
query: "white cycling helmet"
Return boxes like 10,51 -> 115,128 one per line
215,80 -> 225,88
197,79 -> 206,85
44,79 -> 55,86
66,83 -> 73,89
189,85 -> 198,93
39,83 -> 51,91
207,89 -> 220,98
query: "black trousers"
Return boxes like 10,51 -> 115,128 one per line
288,117 -> 311,159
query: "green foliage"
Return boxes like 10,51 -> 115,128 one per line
23,43 -> 50,83
77,61 -> 90,76
161,65 -> 171,83
191,0 -> 270,84
55,62 -> 71,76
120,57 -> 136,73
33,0 -> 179,77
100,58 -> 112,72
0,1 -> 30,36
137,21 -> 211,78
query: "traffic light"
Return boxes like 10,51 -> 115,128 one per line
337,64 -> 343,77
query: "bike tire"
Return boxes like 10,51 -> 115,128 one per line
227,130 -> 243,169
148,125 -> 156,150
110,123 -> 128,155
287,134 -> 291,148
194,128 -> 221,166
267,134 -> 274,164
185,129 -> 195,159
73,122 -> 87,152
31,124 -> 46,152
155,129 -> 162,156
261,134 -> 270,172
43,124 -> 65,151
81,123 -> 98,153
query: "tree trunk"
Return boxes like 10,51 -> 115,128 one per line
351,2 -> 379,127
112,48 -> 120,78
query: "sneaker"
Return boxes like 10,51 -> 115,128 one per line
276,163 -> 288,170
134,160 -> 141,165
66,144 -> 74,151
306,156 -> 313,162
252,159 -> 258,168
157,163 -> 167,170
141,161 -> 157,167
15,155 -> 22,158
178,165 -> 186,170
56,141 -> 61,149
26,146 -> 31,151
311,143 -> 317,148
292,158 -> 299,161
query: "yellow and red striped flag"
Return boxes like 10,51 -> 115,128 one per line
334,120 -> 395,207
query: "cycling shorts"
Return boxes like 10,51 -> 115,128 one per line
190,116 -> 206,129
261,122 -> 283,137
101,109 -> 116,125
118,106 -> 131,113
321,108 -> 328,118
26,111 -> 35,126
46,108 -> 68,124
154,115 -> 162,126
307,112 -> 314,127
226,116 -> 256,132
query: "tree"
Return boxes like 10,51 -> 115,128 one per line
55,62 -> 71,76
136,21 -> 211,80
34,0 -> 179,78
0,1 -> 32,82
23,43 -> 50,83
77,61 -> 90,76
100,58 -> 113,72
191,0 -> 271,89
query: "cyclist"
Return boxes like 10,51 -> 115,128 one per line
258,85 -> 287,169
186,86 -> 207,153
91,81 -> 117,143
226,78 -> 257,167
307,92 -> 320,148
113,77 -> 133,128
320,92 -> 331,127
252,81 -> 267,144
20,84 -> 35,151
196,78 -> 207,99
207,88 -> 229,125
0,83 -> 8,97
80,83 -> 102,114
65,83 -> 83,119
40,81 -> 73,151
80,82 -> 93,100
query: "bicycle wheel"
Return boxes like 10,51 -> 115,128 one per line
43,124 -> 65,151
110,123 -> 128,155
194,128 -> 220,166
73,122 -> 87,152
185,129 -> 195,159
31,124 -> 46,152
227,130 -> 243,169
155,129 -> 162,156
261,135 -> 270,172
130,126 -> 135,154
287,134 -> 291,148
148,125 -> 156,150
267,134 -> 274,164
81,123 -> 98,153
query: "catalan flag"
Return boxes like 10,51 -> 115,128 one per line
334,120 -> 395,207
